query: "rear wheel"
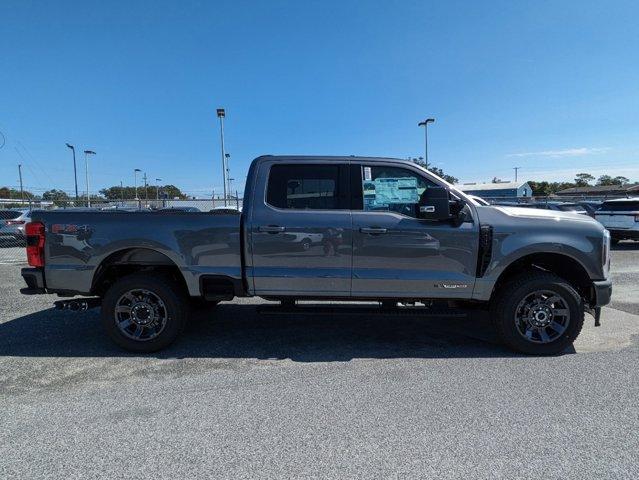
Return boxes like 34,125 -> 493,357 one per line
101,274 -> 188,352
490,272 -> 584,355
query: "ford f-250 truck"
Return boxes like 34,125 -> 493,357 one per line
21,156 -> 612,355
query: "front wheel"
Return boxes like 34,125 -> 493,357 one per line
101,274 -> 188,352
490,272 -> 584,355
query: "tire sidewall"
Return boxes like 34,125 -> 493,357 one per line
494,275 -> 583,355
101,274 -> 187,352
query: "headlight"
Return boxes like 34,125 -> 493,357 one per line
602,229 -> 611,275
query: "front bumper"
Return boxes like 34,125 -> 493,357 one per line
21,267 -> 46,294
592,279 -> 612,307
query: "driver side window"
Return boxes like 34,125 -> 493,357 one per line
361,165 -> 436,218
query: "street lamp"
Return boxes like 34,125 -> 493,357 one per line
83,150 -> 96,207
66,143 -> 79,202
134,168 -> 142,200
217,108 -> 228,206
417,118 -> 435,170
155,178 -> 162,201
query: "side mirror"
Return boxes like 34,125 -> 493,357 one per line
418,186 -> 451,221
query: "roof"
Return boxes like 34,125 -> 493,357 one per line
556,184 -> 639,195
457,181 -> 529,191
256,155 -> 411,164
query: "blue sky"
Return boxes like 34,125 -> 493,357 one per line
1,0 -> 638,197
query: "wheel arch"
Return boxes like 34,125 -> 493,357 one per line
490,252 -> 594,305
91,247 -> 189,297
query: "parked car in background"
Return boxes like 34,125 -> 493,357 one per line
0,209 -> 31,246
576,200 -> 603,218
528,202 -> 589,214
595,198 -> 639,244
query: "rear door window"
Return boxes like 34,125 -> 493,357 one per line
266,164 -> 348,210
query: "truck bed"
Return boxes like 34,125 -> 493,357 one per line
29,210 -> 243,297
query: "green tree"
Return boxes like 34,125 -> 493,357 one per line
597,175 -> 628,186
100,184 -> 186,200
42,189 -> 70,201
411,158 -> 459,184
0,186 -> 36,200
574,173 -> 595,187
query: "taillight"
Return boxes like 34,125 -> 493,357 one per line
25,222 -> 45,267
5,220 -> 26,226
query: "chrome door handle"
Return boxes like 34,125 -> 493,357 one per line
258,225 -> 286,234
360,227 -> 387,234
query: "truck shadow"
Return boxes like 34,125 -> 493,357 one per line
0,303 -> 571,360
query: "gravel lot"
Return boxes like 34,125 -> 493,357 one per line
1,244 -> 638,479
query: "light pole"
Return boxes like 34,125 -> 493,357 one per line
83,150 -> 96,207
225,153 -> 231,200
217,108 -> 228,206
134,168 -> 141,200
143,172 -> 148,203
155,178 -> 162,201
66,143 -> 79,202
417,118 -> 435,170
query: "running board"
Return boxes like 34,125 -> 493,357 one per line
257,303 -> 467,318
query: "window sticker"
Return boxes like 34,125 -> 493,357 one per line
364,166 -> 372,181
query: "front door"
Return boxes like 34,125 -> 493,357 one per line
249,162 -> 353,297
351,163 -> 478,299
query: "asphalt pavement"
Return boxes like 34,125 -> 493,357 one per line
1,244 -> 638,479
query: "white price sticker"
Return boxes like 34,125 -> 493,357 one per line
364,166 -> 372,181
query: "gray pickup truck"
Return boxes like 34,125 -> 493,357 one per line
21,156 -> 612,355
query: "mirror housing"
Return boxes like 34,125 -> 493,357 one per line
418,186 -> 451,221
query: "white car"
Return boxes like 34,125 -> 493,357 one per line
594,198 -> 639,244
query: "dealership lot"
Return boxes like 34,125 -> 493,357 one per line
1,246 -> 638,479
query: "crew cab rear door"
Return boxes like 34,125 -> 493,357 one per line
247,160 -> 353,297
350,162 -> 478,299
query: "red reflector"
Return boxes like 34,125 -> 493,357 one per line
25,222 -> 45,267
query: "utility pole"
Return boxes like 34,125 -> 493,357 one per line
418,118 -> 435,170
217,108 -> 228,206
120,181 -> 124,204
513,167 -> 521,182
66,143 -> 79,202
18,164 -> 24,205
83,150 -> 96,207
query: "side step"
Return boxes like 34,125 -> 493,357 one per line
54,298 -> 102,312
257,303 -> 467,318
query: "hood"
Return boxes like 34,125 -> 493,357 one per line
475,205 -> 605,236
493,206 -> 594,223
